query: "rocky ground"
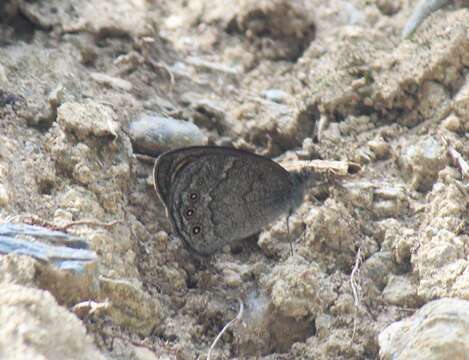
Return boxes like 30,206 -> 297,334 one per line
0,0 -> 468,359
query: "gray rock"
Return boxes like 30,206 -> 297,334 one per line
128,114 -> 208,156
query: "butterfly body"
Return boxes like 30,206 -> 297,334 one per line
154,146 -> 304,255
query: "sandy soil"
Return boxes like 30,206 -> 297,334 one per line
0,0 -> 468,359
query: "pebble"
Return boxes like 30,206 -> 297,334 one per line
368,138 -> 390,160
441,114 -> 461,132
128,114 -> 207,156
376,0 -> 401,15
261,89 -> 288,103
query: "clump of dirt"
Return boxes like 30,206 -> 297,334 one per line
0,0 -> 468,359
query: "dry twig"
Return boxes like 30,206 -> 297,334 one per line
72,299 -> 110,317
284,159 -> 361,176
350,247 -> 363,344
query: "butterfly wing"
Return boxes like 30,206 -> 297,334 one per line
154,146 -> 298,255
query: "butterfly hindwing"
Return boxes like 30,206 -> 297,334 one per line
154,146 -> 298,255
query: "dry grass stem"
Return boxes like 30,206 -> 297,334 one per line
207,298 -> 244,360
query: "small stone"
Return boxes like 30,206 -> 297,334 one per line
261,89 -> 288,103
73,163 -> 94,185
368,138 -> 390,160
57,102 -> 120,140
315,313 -> 333,339
263,256 -> 335,319
99,277 -> 164,335
223,268 -> 242,287
441,114 -> 461,132
376,0 -> 401,16
382,274 -> 420,307
400,136 -> 447,192
128,114 -> 207,156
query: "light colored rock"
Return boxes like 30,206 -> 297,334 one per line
379,298 -> 469,360
383,274 -> 420,307
57,102 -> 120,140
65,0 -> 152,37
301,200 -> 358,267
418,81 -> 449,120
0,284 -> 105,360
233,290 -> 315,355
400,136 -> 447,191
0,254 -> 37,286
379,219 -> 415,265
128,114 -> 207,156
99,277 -> 164,335
261,89 -> 288,103
368,138 -> 390,160
73,163 -> 94,185
262,255 -> 335,318
412,182 -> 469,301
441,114 -> 461,132
59,187 -> 105,217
